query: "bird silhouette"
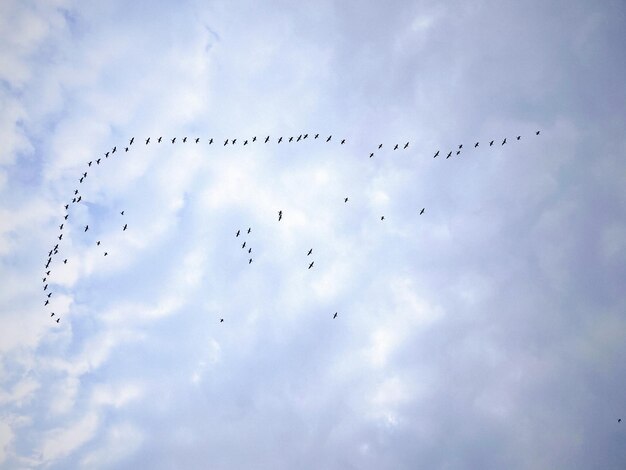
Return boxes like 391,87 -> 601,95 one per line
278,211 -> 282,221
158,136 -> 162,142
249,258 -> 253,264
265,136 -> 270,143
516,136 -> 521,140
242,242 -> 246,249
369,153 -> 374,158
247,228 -> 251,234
77,196 -> 81,202
433,150 -> 439,158
104,252 -> 108,256
536,130 -> 540,135
125,147 -> 128,152
58,234 -> 63,240
489,140 -> 494,146
378,144 -> 383,149
381,216 -> 385,220
88,161 -> 92,167
96,241 -> 100,245
120,211 -> 124,215
232,139 -> 237,144
341,139 -> 346,144
96,158 -> 101,165
195,138 -> 200,143
333,312 -> 338,319
56,318 -> 60,323
112,146 -> 116,153
474,142 -> 479,147
43,277 -> 46,283
224,139 -> 228,146
420,208 -> 425,215
220,318 -> 224,322
248,248 -> 252,253
83,172 -> 87,178
172,138 -> 176,143
456,150 -> 461,155
308,261 -> 314,269
123,224 -> 127,231
79,177 -> 83,183
64,204 -> 69,210
446,151 -> 452,159
130,137 -> 134,145
326,135 -> 332,142
236,230 -> 240,237
303,134 -> 308,139
244,140 -> 248,145
619,418 -> 622,423
44,300 -> 49,306
297,135 -> 301,142
47,293 -> 51,298
74,189 -> 79,195
278,137 -> 283,143
314,134 -> 319,139
64,214 -> 68,220
307,249 -> 312,256
209,138 -> 213,144
146,137 -> 150,144
50,312 -> 55,317
59,224 -> 63,230
84,225 -> 88,232
47,270 -> 50,275
183,137 -> 187,143
404,142 -> 409,149
502,138 -> 507,145
394,144 -> 399,150
289,137 -> 293,142
344,197 -> 348,203
253,136 -> 257,142
459,144 -> 463,149
105,151 -> 110,158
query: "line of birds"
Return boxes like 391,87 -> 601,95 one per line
43,129 -> 541,325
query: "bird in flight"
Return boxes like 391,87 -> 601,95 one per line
404,142 -> 409,149
158,137 -> 162,143
474,142 -> 479,147
489,140 -> 494,146
172,138 -> 176,144
341,139 -> 346,144
619,418 -> 622,423
88,161 -> 92,166
253,136 -> 257,142
47,292 -> 52,298
456,150 -> 460,155
220,318 -> 224,323
459,144 -> 463,149
516,136 -> 521,140
125,147 -> 129,152
446,151 -> 452,159
64,214 -> 68,220
244,140 -> 248,145
130,137 -> 134,145
183,137 -> 187,143
146,137 -> 150,144
209,138 -> 213,144
236,230 -> 240,237
369,153 -> 374,158
96,158 -> 101,165
123,224 -> 127,231
433,150 -> 439,158
249,258 -> 253,264
378,144 -> 383,149
289,137 -> 293,142
381,216 -> 385,220
308,261 -> 314,269
232,139 -> 237,144
50,312 -> 55,317
58,234 -> 63,240
278,137 -> 283,143
326,135 -> 332,142
278,211 -> 283,221
247,228 -> 251,234
314,134 -> 319,139
265,136 -> 270,143
242,242 -> 246,249
248,248 -> 251,253
420,208 -> 425,215
333,312 -> 337,319
394,144 -> 399,150
44,300 -> 49,306
536,130 -> 540,135
74,189 -> 79,195
96,241 -> 100,246
104,252 -> 108,256
47,270 -> 50,275
44,284 -> 48,291
59,224 -> 63,230
64,204 -> 69,210
195,138 -> 200,143
297,135 -> 301,142
307,249 -> 312,256
77,196 -> 81,202
344,197 -> 348,203
112,146 -> 116,153
79,177 -> 84,183
303,134 -> 308,139
84,225 -> 89,232
501,138 -> 507,145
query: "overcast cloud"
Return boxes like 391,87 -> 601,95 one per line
1,0 -> 625,468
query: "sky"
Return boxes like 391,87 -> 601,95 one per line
1,0 -> 625,468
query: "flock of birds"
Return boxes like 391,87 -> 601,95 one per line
42,130 -> 543,325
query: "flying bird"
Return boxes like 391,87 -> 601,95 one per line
84,225 -> 88,232
105,151 -> 110,158
456,150 -> 461,155
474,142 -> 479,147
64,204 -> 69,210
172,138 -> 176,143
307,249 -> 312,256
43,277 -> 46,283
369,153 -> 374,158
253,136 -> 257,142
536,130 -> 540,135
249,258 -> 253,264
244,140 -> 248,145
394,144 -> 399,150
502,138 -> 507,145
112,146 -> 116,153
56,318 -> 60,323
333,312 -> 337,319
247,228 -> 251,234
404,142 -> 409,149
123,224 -> 127,231
59,224 -> 63,230
45,300 -> 49,306
446,151 -> 452,159
120,211 -> 124,215
344,197 -> 348,203
326,135 -> 332,142
236,230 -> 240,237
209,138 -> 213,144
489,140 -> 494,146
58,234 -> 63,240
64,215 -> 68,220
303,134 -> 308,139
232,139 -> 237,144
47,293 -> 51,298
297,135 -> 301,142
130,137 -> 134,145
146,137 -> 150,144
248,248 -> 251,253
224,139 -> 228,146
265,136 -> 270,143
516,136 -> 521,140
83,172 -> 87,178
220,318 -> 224,322
420,208 -> 425,215
278,210 -> 282,221
79,177 -> 83,183
183,137 -> 187,143
278,137 -> 283,143
96,158 -> 101,164
381,216 -> 385,220
341,139 -> 346,144
158,137 -> 162,142
195,138 -> 200,143
459,144 -> 463,149
104,252 -> 108,256
74,189 -> 79,195
241,242 -> 246,249
47,270 -> 50,275
289,137 -> 293,142
314,134 -> 319,139
308,261 -> 314,269
88,161 -> 92,166
96,241 -> 100,246
378,144 -> 383,149
50,312 -> 55,317
433,150 -> 439,158
77,196 -> 81,202
618,418 -> 621,423
125,147 -> 128,152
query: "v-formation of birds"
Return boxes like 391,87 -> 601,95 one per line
43,130 -> 541,324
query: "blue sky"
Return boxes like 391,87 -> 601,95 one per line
1,0 -> 626,468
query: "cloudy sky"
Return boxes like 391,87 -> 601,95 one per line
1,0 -> 625,468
